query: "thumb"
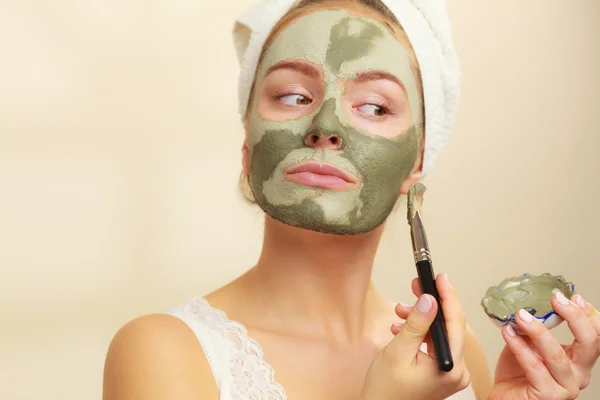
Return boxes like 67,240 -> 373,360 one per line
387,294 -> 438,363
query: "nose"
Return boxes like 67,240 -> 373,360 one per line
304,132 -> 343,150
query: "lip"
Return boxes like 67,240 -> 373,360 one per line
284,161 -> 359,191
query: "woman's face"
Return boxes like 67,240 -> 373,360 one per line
245,9 -> 423,235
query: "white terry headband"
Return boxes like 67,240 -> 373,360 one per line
232,0 -> 461,177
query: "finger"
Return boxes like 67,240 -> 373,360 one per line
434,273 -> 467,361
391,322 -> 434,357
553,292 -> 599,368
409,274 -> 466,360
394,302 -> 413,320
514,308 -> 578,393
390,322 -> 403,335
573,294 -> 600,335
391,324 -> 434,356
425,333 -> 435,357
571,295 -> 600,389
411,277 -> 423,298
501,324 -> 556,391
385,294 -> 438,365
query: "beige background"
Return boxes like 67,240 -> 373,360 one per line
1,0 -> 599,399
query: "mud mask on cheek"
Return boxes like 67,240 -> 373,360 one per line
247,10 -> 422,235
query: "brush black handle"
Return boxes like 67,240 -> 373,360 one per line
416,259 -> 454,372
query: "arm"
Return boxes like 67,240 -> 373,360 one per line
464,324 -> 493,400
102,313 -> 219,400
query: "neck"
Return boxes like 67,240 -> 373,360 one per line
241,216 -> 388,343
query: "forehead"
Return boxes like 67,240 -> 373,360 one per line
259,10 -> 413,81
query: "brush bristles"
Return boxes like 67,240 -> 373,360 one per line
407,183 -> 427,221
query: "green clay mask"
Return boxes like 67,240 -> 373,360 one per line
247,10 -> 422,235
482,273 -> 575,320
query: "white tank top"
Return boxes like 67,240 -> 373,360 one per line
168,297 -> 476,400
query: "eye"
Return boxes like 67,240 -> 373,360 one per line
358,104 -> 387,117
280,94 -> 312,106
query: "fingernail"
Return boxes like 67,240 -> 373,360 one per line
417,295 -> 433,313
575,294 -> 586,309
506,325 -> 516,337
392,322 -> 404,328
398,302 -> 413,308
556,291 -> 570,306
444,273 -> 450,285
518,309 -> 533,323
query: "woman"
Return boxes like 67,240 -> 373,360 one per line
102,0 -> 600,399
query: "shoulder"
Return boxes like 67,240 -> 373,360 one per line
463,323 -> 493,400
102,313 -> 219,400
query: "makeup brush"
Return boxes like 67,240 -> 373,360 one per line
407,183 -> 454,372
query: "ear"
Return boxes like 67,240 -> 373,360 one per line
399,136 -> 425,195
399,169 -> 422,195
242,139 -> 250,176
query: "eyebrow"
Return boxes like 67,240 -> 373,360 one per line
266,62 -> 405,89
266,61 -> 321,78
353,70 -> 404,88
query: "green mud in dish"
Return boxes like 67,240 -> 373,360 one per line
482,273 -> 575,320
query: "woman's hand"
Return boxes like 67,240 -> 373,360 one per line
489,293 -> 600,400
361,274 -> 471,400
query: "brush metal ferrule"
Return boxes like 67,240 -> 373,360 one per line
410,212 -> 431,263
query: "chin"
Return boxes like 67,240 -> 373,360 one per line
265,208 -> 388,237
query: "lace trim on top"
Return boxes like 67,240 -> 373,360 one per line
183,297 -> 287,400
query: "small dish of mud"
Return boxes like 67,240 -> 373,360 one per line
481,273 -> 575,334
